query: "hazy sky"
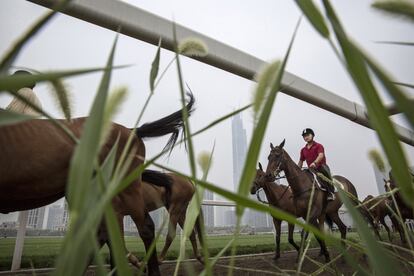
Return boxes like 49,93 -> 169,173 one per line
1,0 -> 413,223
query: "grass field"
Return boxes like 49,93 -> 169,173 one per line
0,232 -> 364,270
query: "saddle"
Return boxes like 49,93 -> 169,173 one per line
302,169 -> 341,193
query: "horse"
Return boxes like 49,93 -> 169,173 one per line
362,195 -> 393,241
264,139 -> 380,262
132,169 -> 204,264
385,172 -> 414,244
250,162 -> 300,260
0,92 -> 195,276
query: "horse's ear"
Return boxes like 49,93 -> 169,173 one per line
383,178 -> 388,184
279,139 -> 286,148
270,143 -> 274,150
258,162 -> 263,171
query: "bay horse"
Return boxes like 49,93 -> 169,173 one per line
0,93 -> 195,275
250,162 -> 300,260
132,169 -> 204,264
362,195 -> 393,241
264,139 -> 379,262
385,171 -> 414,244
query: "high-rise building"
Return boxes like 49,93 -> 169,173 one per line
202,190 -> 214,228
231,113 -> 248,224
231,113 -> 268,228
231,113 -> 247,192
27,207 -> 46,229
46,205 -> 64,230
372,165 -> 390,195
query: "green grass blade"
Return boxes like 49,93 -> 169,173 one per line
336,184 -> 400,276
50,79 -> 72,121
372,0 -> 414,22
66,34 -> 118,211
103,206 -> 131,276
375,40 -> 414,46
394,82 -> 414,89
0,109 -> 37,126
322,0 -> 414,206
53,34 -> 119,276
199,238 -> 235,276
0,66 -> 125,92
0,1 -> 69,73
360,46 -> 414,130
193,104 -> 252,137
149,39 -> 162,93
295,0 -> 329,38
237,17 -> 300,200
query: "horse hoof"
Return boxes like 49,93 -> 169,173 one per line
273,255 -> 280,261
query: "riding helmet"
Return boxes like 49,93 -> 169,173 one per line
302,128 -> 315,137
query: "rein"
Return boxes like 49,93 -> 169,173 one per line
255,174 -> 290,205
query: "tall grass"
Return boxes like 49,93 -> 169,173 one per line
1,1 -> 413,275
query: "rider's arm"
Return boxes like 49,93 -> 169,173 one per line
298,149 -> 304,168
313,152 -> 324,166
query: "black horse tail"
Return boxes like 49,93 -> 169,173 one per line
134,91 -> 195,155
141,170 -> 173,209
325,214 -> 334,230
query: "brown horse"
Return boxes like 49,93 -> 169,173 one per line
0,93 -> 195,275
139,170 -> 204,264
362,195 -> 393,241
250,163 -> 300,259
264,139 -> 380,262
385,172 -> 414,244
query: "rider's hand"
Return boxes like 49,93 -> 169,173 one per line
310,162 -> 317,169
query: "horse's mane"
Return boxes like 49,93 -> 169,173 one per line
142,170 -> 173,208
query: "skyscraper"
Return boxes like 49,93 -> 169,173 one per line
231,113 -> 247,224
231,113 -> 268,228
46,205 -> 64,230
27,207 -> 46,229
231,113 -> 247,192
202,190 -> 214,228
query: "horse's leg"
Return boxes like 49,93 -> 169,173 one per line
131,212 -> 160,276
330,212 -> 347,245
310,216 -> 330,262
380,216 -> 392,242
287,222 -> 299,251
177,214 -> 203,264
273,218 -> 281,260
158,206 -> 181,264
390,215 -> 406,244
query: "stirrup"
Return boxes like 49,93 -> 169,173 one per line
327,193 -> 335,201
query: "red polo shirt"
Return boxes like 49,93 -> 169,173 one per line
300,141 -> 327,169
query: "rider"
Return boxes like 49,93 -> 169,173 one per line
6,70 -> 41,115
297,128 -> 335,201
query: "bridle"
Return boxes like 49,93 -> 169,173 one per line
270,150 -> 284,178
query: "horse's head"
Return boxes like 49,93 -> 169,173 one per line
265,139 -> 286,181
383,178 -> 394,192
250,162 -> 267,194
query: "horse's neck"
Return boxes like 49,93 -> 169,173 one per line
283,152 -> 310,196
263,183 -> 291,208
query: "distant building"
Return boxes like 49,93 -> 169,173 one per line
202,190 -> 214,228
27,207 -> 46,229
372,164 -> 390,195
231,113 -> 247,192
0,221 -> 17,230
224,208 -> 236,226
123,216 -> 138,232
46,205 -> 64,230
